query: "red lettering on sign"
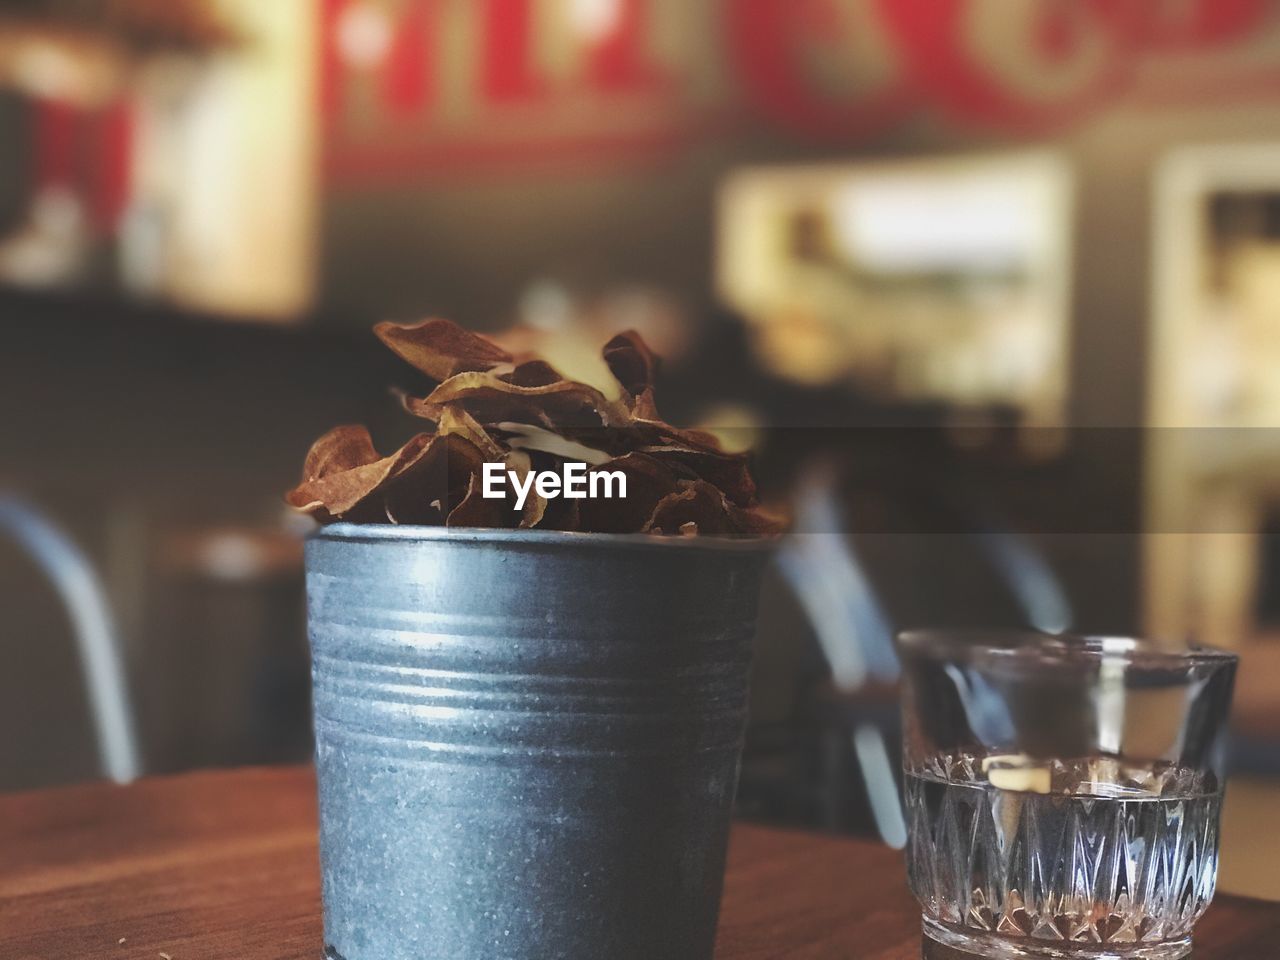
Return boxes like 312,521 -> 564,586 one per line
482,0 -> 549,104
726,0 -> 916,140
319,0 -> 1280,182
382,0 -> 435,117
31,98 -> 133,234
586,0 -> 671,93
33,99 -> 77,190
89,101 -> 133,234
877,0 -> 1140,133
1133,0 -> 1269,51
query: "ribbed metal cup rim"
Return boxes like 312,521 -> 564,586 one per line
896,628 -> 1238,668
311,522 -> 779,555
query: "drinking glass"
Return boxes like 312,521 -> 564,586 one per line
898,630 -> 1237,960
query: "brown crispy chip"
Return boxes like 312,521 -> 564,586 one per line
644,480 -> 737,536
559,417 -> 723,457
536,493 -> 581,532
443,450 -> 546,529
300,424 -> 381,480
446,473 -> 510,529
603,330 -> 660,399
604,330 -> 663,420
506,450 -> 548,528
577,452 -> 679,535
631,387 -> 661,422
638,445 -> 757,507
500,359 -> 565,388
383,433 -> 489,525
287,429 -> 434,521
643,480 -> 785,536
375,318 -> 512,381
435,404 -> 505,460
405,370 -> 631,430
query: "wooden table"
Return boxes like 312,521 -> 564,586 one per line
1,767 -> 1276,959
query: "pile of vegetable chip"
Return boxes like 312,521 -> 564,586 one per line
287,320 -> 781,536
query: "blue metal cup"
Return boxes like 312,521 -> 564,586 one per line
306,525 -> 769,960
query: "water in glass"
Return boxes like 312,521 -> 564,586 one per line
905,752 -> 1221,960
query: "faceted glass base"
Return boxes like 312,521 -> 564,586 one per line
923,917 -> 1192,960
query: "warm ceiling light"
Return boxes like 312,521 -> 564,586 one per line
335,1 -> 393,70
567,0 -> 624,43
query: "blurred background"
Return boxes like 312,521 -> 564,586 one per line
3,0 -> 1280,900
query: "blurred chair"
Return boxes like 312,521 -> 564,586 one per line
766,463 -> 1072,846
0,495 -> 141,784
773,472 -> 902,846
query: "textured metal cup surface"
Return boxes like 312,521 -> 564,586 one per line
306,525 -> 769,960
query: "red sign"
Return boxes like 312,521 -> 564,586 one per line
321,0 -> 1280,183
31,98 -> 134,234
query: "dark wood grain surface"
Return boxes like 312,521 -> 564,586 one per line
0,767 -> 1275,959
